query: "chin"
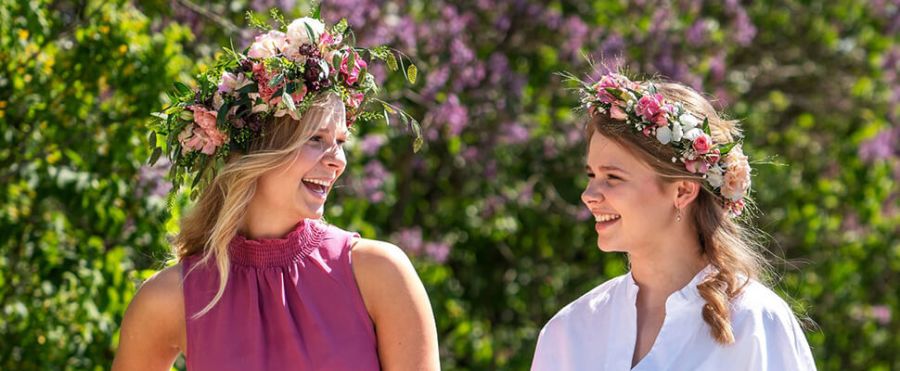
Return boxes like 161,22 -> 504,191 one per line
596,239 -> 626,253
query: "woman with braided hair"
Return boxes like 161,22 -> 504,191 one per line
532,73 -> 815,370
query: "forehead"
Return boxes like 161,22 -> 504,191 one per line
586,133 -> 650,171
312,102 -> 349,135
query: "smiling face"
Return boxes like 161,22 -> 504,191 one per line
253,100 -> 349,222
582,133 -> 680,255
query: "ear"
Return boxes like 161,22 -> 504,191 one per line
673,180 -> 701,209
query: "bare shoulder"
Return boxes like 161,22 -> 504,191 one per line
131,263 -> 185,319
112,263 -> 186,370
348,237 -> 431,319
350,238 -> 415,274
349,238 -> 440,370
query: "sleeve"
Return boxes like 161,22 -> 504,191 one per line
531,321 -> 563,371
762,304 -> 817,371
733,297 -> 817,371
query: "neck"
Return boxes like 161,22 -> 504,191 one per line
628,235 -> 708,300
240,200 -> 307,240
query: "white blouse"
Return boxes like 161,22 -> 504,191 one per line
532,266 -> 816,371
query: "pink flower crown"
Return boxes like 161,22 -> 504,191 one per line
568,72 -> 751,217
149,11 -> 418,199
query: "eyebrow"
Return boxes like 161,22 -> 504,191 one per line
585,165 -> 628,173
315,127 -> 350,137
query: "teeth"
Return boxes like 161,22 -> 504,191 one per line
303,178 -> 330,187
595,214 -> 621,222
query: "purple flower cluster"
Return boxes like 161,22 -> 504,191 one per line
391,227 -> 452,263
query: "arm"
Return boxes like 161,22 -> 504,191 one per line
351,238 -> 440,371
111,264 -> 186,371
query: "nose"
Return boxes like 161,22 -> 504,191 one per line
322,143 -> 346,170
581,180 -> 604,207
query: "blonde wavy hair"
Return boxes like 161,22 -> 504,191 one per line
585,81 -> 770,345
173,93 -> 345,318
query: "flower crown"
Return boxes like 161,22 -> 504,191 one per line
149,10 -> 418,199
568,72 -> 751,216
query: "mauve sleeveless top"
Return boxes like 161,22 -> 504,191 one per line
181,219 -> 380,370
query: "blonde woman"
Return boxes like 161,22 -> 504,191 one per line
532,73 -> 815,370
112,16 -> 439,371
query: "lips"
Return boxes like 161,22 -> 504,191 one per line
593,212 -> 621,232
301,178 -> 332,198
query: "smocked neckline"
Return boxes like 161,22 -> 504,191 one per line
228,219 -> 326,268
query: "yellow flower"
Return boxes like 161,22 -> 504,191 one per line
119,45 -> 128,54
18,29 -> 28,40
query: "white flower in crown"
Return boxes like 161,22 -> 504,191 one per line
284,17 -> 326,63
706,165 -> 724,188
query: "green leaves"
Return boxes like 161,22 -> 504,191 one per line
407,64 -> 418,84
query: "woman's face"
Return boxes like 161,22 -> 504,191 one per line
581,133 -> 678,255
255,106 -> 349,221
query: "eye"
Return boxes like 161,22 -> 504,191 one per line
586,172 -> 595,178
309,135 -> 323,143
337,138 -> 347,146
607,174 -> 621,180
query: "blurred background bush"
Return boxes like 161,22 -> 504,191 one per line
1,0 -> 897,369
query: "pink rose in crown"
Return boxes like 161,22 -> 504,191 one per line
609,105 -> 627,120
340,50 -> 368,85
218,72 -> 251,94
319,32 -> 342,48
684,158 -> 710,174
346,91 -> 365,109
595,73 -> 628,104
252,63 -> 283,104
179,105 -> 227,155
692,133 -> 712,154
292,85 -> 308,103
720,146 -> 751,201
247,30 -> 288,59
635,93 -> 669,127
706,148 -> 721,164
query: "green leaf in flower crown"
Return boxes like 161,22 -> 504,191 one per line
702,117 -> 710,133
718,141 -> 737,156
174,82 -> 191,96
282,90 -> 296,113
217,102 -> 230,127
407,64 -> 418,84
411,118 -> 424,153
386,52 -> 398,71
148,147 -> 162,165
305,23 -> 318,45
269,73 -> 284,88
312,2 -> 321,19
148,131 -> 157,148
333,18 -> 349,35
270,8 -> 286,30
238,82 -> 258,94
605,87 -> 625,100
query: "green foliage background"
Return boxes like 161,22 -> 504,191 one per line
1,0 -> 897,370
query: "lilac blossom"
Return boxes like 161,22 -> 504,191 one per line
359,135 -> 386,156
424,242 -> 451,263
858,128 -> 898,163
393,227 -> 423,255
361,160 -> 388,203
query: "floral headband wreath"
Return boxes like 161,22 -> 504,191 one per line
149,9 -> 419,200
565,72 -> 752,217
